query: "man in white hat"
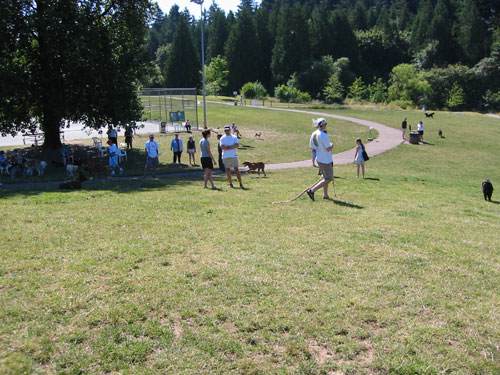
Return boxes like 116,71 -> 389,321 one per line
220,125 -> 244,189
307,118 -> 333,200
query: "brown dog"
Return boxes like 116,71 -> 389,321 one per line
242,161 -> 266,176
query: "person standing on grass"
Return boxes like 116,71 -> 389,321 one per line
354,138 -> 367,178
220,125 -> 244,189
124,126 -> 133,149
144,134 -> 159,178
217,134 -> 225,172
171,134 -> 183,164
187,136 -> 196,166
401,117 -> 408,140
107,125 -> 118,145
200,130 -> 217,189
417,120 -> 425,142
306,118 -> 333,201
107,140 -> 122,176
310,120 -> 320,168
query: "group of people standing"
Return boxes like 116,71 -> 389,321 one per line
143,125 -> 245,189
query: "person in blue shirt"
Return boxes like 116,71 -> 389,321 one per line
171,134 -> 183,164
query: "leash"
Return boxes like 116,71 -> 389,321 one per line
272,177 -> 325,204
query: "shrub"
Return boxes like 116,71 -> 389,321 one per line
482,90 -> 500,111
323,74 -> 345,104
274,85 -> 311,103
241,81 -> 268,99
367,78 -> 388,103
347,77 -> 367,101
388,64 -> 431,106
446,83 -> 465,110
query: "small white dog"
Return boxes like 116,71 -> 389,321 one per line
66,164 -> 79,177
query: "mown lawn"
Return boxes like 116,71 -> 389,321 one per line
0,108 -> 498,374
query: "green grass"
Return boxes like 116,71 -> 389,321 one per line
0,108 -> 499,374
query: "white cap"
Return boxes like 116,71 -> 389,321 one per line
313,118 -> 327,127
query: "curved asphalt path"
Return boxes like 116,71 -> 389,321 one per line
231,105 -> 404,170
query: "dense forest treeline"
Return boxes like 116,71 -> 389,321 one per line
145,0 -> 500,111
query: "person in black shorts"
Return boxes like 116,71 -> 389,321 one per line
200,130 -> 217,189
401,117 -> 407,140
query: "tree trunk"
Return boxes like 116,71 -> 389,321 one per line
41,113 -> 62,149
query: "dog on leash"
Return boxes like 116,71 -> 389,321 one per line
425,112 -> 435,118
66,164 -> 79,177
242,161 -> 266,176
482,179 -> 494,201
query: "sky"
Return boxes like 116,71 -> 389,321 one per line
156,1 -> 245,17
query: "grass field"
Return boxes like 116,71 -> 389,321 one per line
0,107 -> 499,374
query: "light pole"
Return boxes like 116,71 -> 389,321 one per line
191,0 -> 207,129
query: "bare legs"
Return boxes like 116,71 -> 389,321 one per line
203,169 -> 215,189
226,167 -> 243,188
189,153 -> 195,166
310,178 -> 330,198
356,163 -> 365,178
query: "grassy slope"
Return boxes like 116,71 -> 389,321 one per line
0,109 -> 499,374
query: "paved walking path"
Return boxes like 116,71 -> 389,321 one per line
234,106 -> 404,170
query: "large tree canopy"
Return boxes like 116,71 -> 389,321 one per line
0,0 -> 152,149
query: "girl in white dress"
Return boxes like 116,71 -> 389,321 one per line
354,138 -> 367,178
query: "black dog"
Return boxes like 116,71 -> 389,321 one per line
438,129 -> 444,138
482,179 -> 494,201
425,112 -> 435,118
59,171 -> 87,190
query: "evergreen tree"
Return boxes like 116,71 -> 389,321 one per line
224,1 -> 260,91
429,0 -> 456,65
255,7 -> 273,90
271,4 -> 310,84
411,0 -> 434,50
456,0 -> 489,65
328,10 -> 359,66
323,74 -> 345,104
207,4 -> 228,61
165,14 -> 200,88
350,1 -> 368,30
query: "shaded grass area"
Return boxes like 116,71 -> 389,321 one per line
0,110 -> 499,374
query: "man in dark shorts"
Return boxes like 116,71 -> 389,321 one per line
401,117 -> 407,140
200,129 -> 217,189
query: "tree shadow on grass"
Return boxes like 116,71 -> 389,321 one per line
0,170 -> 205,198
363,177 -> 380,181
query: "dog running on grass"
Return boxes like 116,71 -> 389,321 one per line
425,112 -> 435,119
242,161 -> 266,176
482,178 -> 494,201
255,132 -> 263,139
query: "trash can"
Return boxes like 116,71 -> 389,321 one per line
409,131 -> 420,144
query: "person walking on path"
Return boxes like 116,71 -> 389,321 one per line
217,134 -> 225,172
200,130 -> 217,189
401,118 -> 408,140
187,136 -> 196,166
144,134 -> 160,178
124,126 -> 134,149
417,120 -> 425,142
220,125 -> 244,189
353,138 -> 368,178
306,118 -> 333,201
171,134 -> 183,164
